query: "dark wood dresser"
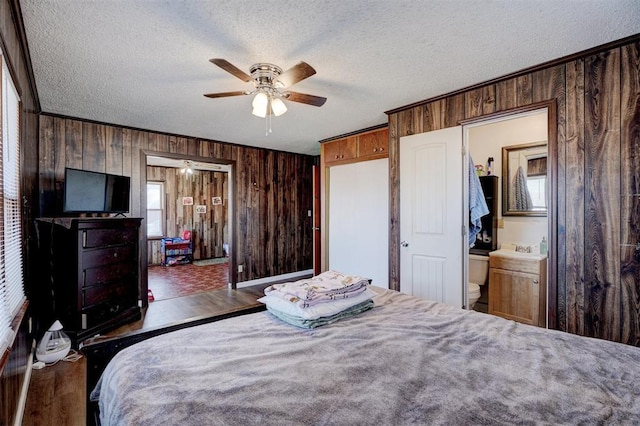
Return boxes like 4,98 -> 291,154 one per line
36,217 -> 142,345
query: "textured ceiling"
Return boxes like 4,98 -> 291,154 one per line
20,1 -> 640,155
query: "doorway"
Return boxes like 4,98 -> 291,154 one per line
399,101 -> 555,323
463,104 -> 553,326
141,152 -> 237,303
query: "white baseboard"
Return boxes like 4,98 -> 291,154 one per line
235,269 -> 313,289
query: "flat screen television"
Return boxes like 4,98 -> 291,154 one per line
63,168 -> 130,214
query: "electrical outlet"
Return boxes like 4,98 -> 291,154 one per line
498,218 -> 505,228
238,264 -> 244,273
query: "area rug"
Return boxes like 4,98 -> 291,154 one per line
192,257 -> 229,266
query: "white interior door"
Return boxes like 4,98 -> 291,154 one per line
400,127 -> 463,308
329,159 -> 389,288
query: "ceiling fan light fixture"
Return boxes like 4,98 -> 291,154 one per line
252,105 -> 267,118
252,92 -> 268,108
206,59 -> 327,130
252,92 -> 269,117
271,97 -> 287,116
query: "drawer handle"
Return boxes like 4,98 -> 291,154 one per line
113,251 -> 118,258
373,148 -> 378,152
533,279 -> 539,285
110,304 -> 120,313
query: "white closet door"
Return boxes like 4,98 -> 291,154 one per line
329,159 -> 389,288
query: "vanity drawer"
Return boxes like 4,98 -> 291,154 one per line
489,256 -> 540,274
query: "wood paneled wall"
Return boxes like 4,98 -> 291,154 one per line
387,38 -> 640,345
1,0 -> 40,424
38,115 -> 315,286
147,166 -> 229,264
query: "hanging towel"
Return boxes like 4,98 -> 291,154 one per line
468,156 -> 489,247
511,166 -> 533,210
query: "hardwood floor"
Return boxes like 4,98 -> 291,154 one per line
22,284 -> 269,426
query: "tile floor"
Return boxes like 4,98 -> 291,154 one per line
147,260 -> 229,301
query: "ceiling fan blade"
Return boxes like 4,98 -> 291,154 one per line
283,91 -> 327,107
203,91 -> 249,98
209,58 -> 252,82
277,62 -> 316,88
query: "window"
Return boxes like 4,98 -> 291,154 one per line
0,56 -> 25,352
146,182 -> 165,238
526,176 -> 547,211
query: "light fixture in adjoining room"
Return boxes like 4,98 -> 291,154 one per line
180,160 -> 194,175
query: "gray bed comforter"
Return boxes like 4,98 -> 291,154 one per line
91,289 -> 640,425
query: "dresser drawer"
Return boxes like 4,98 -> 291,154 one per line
83,280 -> 136,308
84,262 -> 135,287
82,227 -> 137,248
82,295 -> 137,329
83,245 -> 135,268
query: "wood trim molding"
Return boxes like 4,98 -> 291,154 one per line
0,300 -> 28,377
40,112 -> 311,157
385,33 -> 640,116
0,0 -> 40,110
319,123 -> 388,144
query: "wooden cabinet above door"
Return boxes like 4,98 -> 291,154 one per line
323,136 -> 357,164
357,128 -> 389,160
321,127 -> 388,167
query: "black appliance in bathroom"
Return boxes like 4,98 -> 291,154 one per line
470,175 -> 498,255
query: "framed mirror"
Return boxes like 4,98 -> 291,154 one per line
502,141 -> 547,216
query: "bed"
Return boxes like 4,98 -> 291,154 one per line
88,287 -> 640,425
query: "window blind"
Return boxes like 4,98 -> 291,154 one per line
0,56 -> 25,352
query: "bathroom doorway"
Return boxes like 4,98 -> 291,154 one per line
462,104 -> 553,326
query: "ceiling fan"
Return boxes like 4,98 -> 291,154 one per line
204,59 -> 327,118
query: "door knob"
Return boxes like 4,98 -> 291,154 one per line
401,240 -> 409,247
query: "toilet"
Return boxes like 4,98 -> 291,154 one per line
468,254 -> 490,308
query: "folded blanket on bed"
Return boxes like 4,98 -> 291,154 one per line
266,299 -> 374,329
264,270 -> 370,307
258,288 -> 376,320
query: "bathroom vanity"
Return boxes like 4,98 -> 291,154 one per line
488,250 -> 547,328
